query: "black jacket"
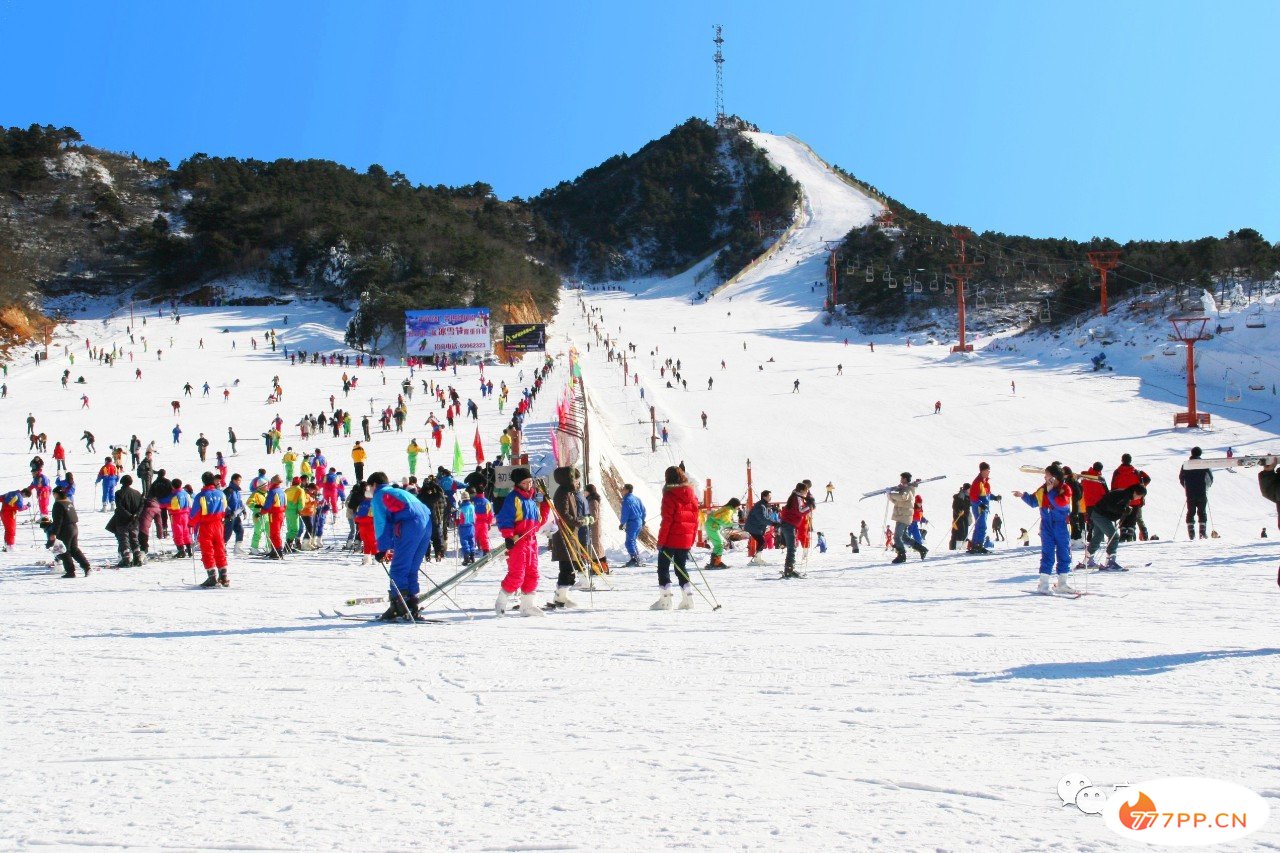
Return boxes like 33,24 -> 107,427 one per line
147,478 -> 173,504
1092,487 -> 1139,521
1179,465 -> 1213,500
108,485 -> 144,533
1259,470 -> 1280,509
47,499 -> 79,544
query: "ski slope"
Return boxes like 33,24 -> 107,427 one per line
1,132 -> 1278,850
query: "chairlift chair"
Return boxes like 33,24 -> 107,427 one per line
975,292 -> 988,310
912,276 -> 923,294
1249,359 -> 1266,390
1246,307 -> 1266,328
929,273 -> 940,292
888,275 -> 898,289
865,266 -> 875,283
1225,369 -> 1242,402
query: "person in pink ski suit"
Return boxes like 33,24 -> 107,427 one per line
167,480 -> 194,557
493,467 -> 549,615
472,491 -> 494,554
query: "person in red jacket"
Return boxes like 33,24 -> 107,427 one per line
968,463 -> 995,554
778,481 -> 813,577
1078,462 -> 1107,539
189,472 -> 229,587
52,442 -> 66,474
653,465 -> 701,609
1110,453 -> 1151,541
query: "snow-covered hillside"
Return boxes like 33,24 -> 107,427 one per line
2,133 -> 1278,850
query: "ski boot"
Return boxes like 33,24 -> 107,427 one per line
624,557 -> 641,568
747,554 -> 766,567
494,590 -> 510,616
117,555 -> 132,568
1053,575 -> 1079,595
782,567 -> 804,578
890,551 -> 907,565
218,569 -> 229,588
552,586 -> 578,608
677,585 -> 695,610
131,552 -> 144,567
1036,575 -> 1051,594
649,586 -> 674,610
518,592 -> 544,617
708,554 -> 725,568
60,567 -> 76,579
917,545 -> 929,561
1101,557 -> 1124,572
199,570 -> 218,588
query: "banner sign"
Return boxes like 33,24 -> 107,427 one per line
502,323 -> 546,353
405,308 -> 491,355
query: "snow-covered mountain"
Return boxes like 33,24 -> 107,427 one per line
2,131 -> 1278,850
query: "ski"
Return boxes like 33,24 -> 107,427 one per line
318,609 -> 446,624
859,475 -> 945,501
344,595 -> 386,606
1026,590 -> 1084,600
1183,454 -> 1278,471
1019,464 -> 1048,474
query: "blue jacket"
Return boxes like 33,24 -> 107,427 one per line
620,493 -> 646,527
190,486 -> 227,520
2,490 -> 28,511
56,476 -> 76,500
1020,484 -> 1071,525
372,484 -> 431,550
223,483 -> 244,514
456,500 -> 476,527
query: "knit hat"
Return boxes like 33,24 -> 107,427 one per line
914,495 -> 922,503
457,490 -> 471,502
291,477 -> 301,486
511,466 -> 532,484
201,472 -> 217,486
1190,446 -> 1203,459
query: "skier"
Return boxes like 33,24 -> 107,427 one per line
172,424 -> 182,446
261,475 -> 287,559
701,411 -> 708,429
948,484 -> 970,550
934,401 -> 942,414
887,474 -> 928,564
191,472 -> 230,587
1013,465 -> 1077,593
584,483 -> 605,570
793,379 -> 800,393
472,488 -> 494,555
44,487 -> 91,577
1079,483 -> 1146,571
420,477 -> 449,562
166,479 -> 194,558
619,483 -> 646,567
816,531 -> 827,553
405,439 -> 422,477
548,466 -> 590,608
653,465 -> 701,609
52,441 -> 66,473
908,495 -> 929,548
108,475 -> 144,567
824,482 -> 834,502
223,473 -> 245,556
703,498 -> 741,568
1178,446 -> 1212,539
246,481 -> 267,555
284,478 -> 305,552
95,457 -> 119,513
858,520 -> 870,545
195,433 -> 209,462
1110,454 -> 1151,541
778,482 -> 812,577
455,490 -> 478,566
348,484 -> 378,564
992,513 -> 1004,542
227,427 -> 238,455
282,448 -> 298,482
1,488 -> 31,551
368,471 -> 432,621
1078,463 -> 1107,540
968,463 -> 996,554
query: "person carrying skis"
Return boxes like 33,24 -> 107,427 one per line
619,483 -> 647,567
968,463 -> 997,554
887,474 -> 928,564
1179,446 -> 1212,540
653,465 -> 701,609
1110,453 -> 1151,541
167,479 -> 194,558
1,487 -> 31,551
1079,483 -> 1146,571
1012,463 -> 1076,594
95,457 -> 119,513
703,498 -> 741,568
493,466 -> 551,617
548,466 -> 590,608
367,471 -> 432,621
191,472 -> 230,587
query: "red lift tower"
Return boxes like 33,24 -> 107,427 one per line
1170,316 -> 1211,427
949,226 -> 982,353
1086,250 -> 1122,317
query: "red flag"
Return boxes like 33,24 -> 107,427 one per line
473,427 -> 485,463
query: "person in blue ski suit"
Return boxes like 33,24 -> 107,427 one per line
95,458 -> 119,511
619,484 -> 646,567
455,490 -> 477,565
1013,464 -> 1076,594
368,471 -> 431,619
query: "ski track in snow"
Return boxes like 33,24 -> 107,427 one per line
2,133 -> 1279,849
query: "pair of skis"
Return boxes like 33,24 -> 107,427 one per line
859,475 -> 946,501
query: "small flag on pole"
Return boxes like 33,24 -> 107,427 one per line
473,428 -> 485,463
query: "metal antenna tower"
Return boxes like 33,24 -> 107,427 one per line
712,25 -> 725,126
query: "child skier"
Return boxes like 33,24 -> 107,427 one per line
1013,464 -> 1076,594
456,490 -> 478,565
703,497 -> 741,568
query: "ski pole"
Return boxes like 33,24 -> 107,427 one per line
667,549 -> 721,610
1170,501 -> 1187,541
377,554 -> 416,623
418,566 -> 470,618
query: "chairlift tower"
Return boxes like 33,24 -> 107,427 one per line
713,25 -> 725,127
949,226 -> 982,353
1170,316 -> 1211,427
1086,250 -> 1122,317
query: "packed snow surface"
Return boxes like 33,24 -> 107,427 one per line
3,133 -> 1279,850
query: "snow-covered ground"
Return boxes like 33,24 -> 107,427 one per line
3,133 -> 1278,850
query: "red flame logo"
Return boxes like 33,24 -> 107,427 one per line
1120,791 -> 1159,830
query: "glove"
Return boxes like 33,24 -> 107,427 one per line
504,536 -> 516,549
993,495 -> 1003,501
618,523 -> 625,531
579,515 -> 594,526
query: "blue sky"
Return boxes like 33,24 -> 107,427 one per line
2,0 -> 1275,242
